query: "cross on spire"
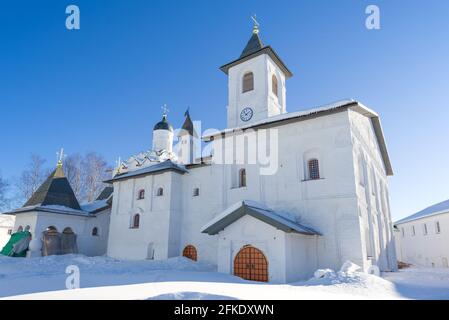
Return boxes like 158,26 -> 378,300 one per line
161,104 -> 169,118
251,14 -> 259,34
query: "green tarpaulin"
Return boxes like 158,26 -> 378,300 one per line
0,231 -> 31,257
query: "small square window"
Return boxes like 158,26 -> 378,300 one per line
7,229 -> 12,235
193,188 -> 200,197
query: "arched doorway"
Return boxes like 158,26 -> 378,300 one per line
234,245 -> 268,282
61,227 -> 78,254
182,245 -> 197,261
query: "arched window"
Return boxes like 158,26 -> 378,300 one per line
63,227 -> 74,234
308,159 -> 320,180
239,168 -> 247,188
193,188 -> 200,197
92,227 -> 99,236
132,214 -> 140,229
183,245 -> 198,261
17,226 -> 23,232
25,225 -> 31,232
272,74 -> 278,97
156,187 -> 164,197
242,72 -> 254,93
138,189 -> 145,200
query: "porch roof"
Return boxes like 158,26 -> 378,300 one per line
201,200 -> 321,236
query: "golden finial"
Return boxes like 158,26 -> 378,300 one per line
56,148 -> 65,167
251,14 -> 260,34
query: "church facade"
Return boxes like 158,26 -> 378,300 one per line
105,25 -> 397,283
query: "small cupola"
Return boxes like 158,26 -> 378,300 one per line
153,114 -> 173,132
152,106 -> 174,153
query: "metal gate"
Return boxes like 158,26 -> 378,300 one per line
233,245 -> 268,282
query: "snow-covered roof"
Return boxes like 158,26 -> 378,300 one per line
107,160 -> 188,183
201,200 -> 320,236
395,199 -> 449,225
80,199 -> 110,214
5,205 -> 93,217
202,99 -> 393,176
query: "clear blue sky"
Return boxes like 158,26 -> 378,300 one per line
0,0 -> 448,220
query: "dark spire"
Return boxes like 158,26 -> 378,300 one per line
240,31 -> 264,58
23,164 -> 81,210
178,108 -> 198,137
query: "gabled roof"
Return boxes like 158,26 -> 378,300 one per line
202,99 -> 394,176
23,165 -> 81,210
105,160 -> 188,183
395,199 -> 449,225
201,200 -> 320,236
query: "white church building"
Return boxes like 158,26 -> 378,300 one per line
105,24 -> 397,283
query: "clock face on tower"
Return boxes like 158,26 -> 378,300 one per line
240,107 -> 253,122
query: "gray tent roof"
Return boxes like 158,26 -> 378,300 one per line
23,165 -> 81,210
201,200 -> 320,236
240,32 -> 264,58
178,109 -> 198,137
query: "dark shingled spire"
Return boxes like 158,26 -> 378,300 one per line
178,109 -> 198,137
23,164 -> 81,210
240,32 -> 264,58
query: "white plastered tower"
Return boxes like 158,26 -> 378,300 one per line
220,23 -> 292,128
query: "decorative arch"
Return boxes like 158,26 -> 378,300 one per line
242,72 -> 254,93
46,226 -> 57,232
234,245 -> 268,282
182,245 -> 198,261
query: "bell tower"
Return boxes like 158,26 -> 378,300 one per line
220,17 -> 293,128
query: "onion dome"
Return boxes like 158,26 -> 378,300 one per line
153,115 -> 173,132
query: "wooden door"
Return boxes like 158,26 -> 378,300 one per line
234,245 -> 268,282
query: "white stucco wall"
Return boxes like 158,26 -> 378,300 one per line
0,214 -> 15,249
395,212 -> 449,268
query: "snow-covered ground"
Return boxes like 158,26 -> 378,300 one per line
0,254 -> 448,300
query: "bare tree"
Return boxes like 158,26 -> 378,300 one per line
17,154 -> 49,203
81,152 -> 111,202
0,174 -> 9,211
64,153 -> 83,200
